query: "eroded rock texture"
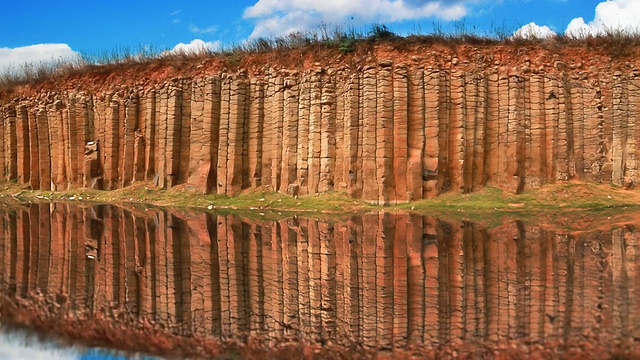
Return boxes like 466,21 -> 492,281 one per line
1,64 -> 638,203
0,204 -> 638,354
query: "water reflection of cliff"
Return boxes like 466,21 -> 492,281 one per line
0,203 -> 638,353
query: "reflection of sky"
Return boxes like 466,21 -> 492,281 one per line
0,328 -> 160,360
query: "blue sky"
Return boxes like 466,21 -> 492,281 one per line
1,0 -> 639,71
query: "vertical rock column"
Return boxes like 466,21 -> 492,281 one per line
462,74 -> 476,193
361,66 -> 378,202
3,106 -> 18,181
143,90 -> 156,182
104,98 -> 120,190
280,75 -> 299,194
15,106 -> 30,185
48,100 -> 67,190
187,78 -> 208,191
66,95 -> 80,187
345,74 -> 360,198
165,82 -> 183,188
472,75 -> 488,191
319,76 -> 336,194
423,69 -> 440,198
376,61 -> 394,205
626,73 -> 640,187
528,75 -> 545,188
512,75 -> 527,194
406,69 -> 424,200
557,77 -> 572,181
179,81 -> 192,185
36,108 -> 52,190
582,84 -> 606,182
296,75 -> 311,196
448,72 -> 465,193
122,92 -> 139,187
544,77 -> 559,184
436,71 -> 452,194
393,65 -> 409,203
307,71 -> 322,195
247,77 -> 264,190
226,76 -> 247,196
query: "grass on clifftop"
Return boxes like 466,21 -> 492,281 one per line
2,22 -> 640,91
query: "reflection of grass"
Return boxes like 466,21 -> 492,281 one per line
2,180 -> 640,231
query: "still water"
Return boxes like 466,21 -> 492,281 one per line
0,203 -> 638,359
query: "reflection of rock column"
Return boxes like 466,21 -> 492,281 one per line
260,219 -> 284,341
123,210 -> 137,315
282,219 -> 299,340
133,213 -> 150,318
462,222 -> 488,340
406,215 -> 424,344
247,221 -> 263,335
514,221 -> 529,338
392,214 -> 409,348
15,209 -> 30,297
361,213 -> 377,347
296,219 -> 311,341
308,219 -> 323,342
319,221 -> 336,343
486,223 -> 518,340
170,215 -> 192,333
207,215 -> 222,336
216,216 -> 231,333
526,226 -> 545,341
27,205 -> 40,291
422,216 -> 439,343
332,218 -> 353,344
0,212 -> 7,286
624,226 -> 640,339
376,213 -> 394,349
437,219 -> 463,343
48,204 -> 66,299
611,227 -> 631,336
554,234 -> 570,337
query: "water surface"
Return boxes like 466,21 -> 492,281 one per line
0,203 -> 638,358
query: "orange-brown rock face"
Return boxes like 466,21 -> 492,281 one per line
1,46 -> 638,203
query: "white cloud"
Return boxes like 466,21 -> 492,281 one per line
189,24 -> 219,34
513,22 -> 557,39
166,39 -> 222,54
0,43 -> 79,73
565,0 -> 640,37
243,0 -> 472,38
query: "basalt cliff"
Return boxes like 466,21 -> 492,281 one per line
1,41 -> 639,204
